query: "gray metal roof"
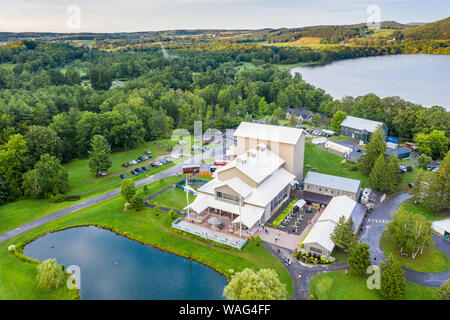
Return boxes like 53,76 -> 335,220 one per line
304,171 -> 361,193
385,146 -> 411,156
340,115 -> 385,133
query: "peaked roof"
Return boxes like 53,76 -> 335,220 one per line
304,171 -> 361,194
285,107 -> 312,118
233,122 -> 304,145
340,115 -> 385,133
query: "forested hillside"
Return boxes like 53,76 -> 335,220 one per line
396,17 -> 450,40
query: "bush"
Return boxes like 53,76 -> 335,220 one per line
64,194 -> 81,201
36,258 -> 65,291
406,166 -> 413,172
49,194 -> 65,203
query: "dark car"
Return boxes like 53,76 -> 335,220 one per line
142,166 -> 149,171
144,150 -> 152,155
120,174 -> 127,179
136,168 -> 143,173
138,156 -> 147,161
135,158 -> 142,163
122,163 -> 129,167
131,170 -> 138,176
151,163 -> 157,168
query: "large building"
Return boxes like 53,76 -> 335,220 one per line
186,122 -> 306,233
233,122 -> 305,181
340,115 -> 387,142
285,107 -> 313,123
303,171 -> 362,201
302,195 -> 367,257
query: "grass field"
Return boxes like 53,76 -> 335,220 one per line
380,231 -> 449,273
272,198 -> 298,226
309,270 -> 438,300
0,139 -> 183,234
152,187 -> 195,210
398,198 -> 450,221
304,142 -> 369,187
0,178 -> 293,300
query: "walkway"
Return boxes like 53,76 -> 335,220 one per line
0,140 -> 229,243
359,192 -> 450,287
263,242 -> 348,300
257,226 -> 302,250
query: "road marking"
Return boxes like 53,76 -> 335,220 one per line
367,219 -> 391,224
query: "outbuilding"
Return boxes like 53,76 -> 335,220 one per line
385,146 -> 411,159
303,171 -> 362,201
432,219 -> 450,241
340,115 -> 387,143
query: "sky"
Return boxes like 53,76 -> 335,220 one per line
0,0 -> 449,33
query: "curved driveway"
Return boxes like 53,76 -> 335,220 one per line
359,192 -> 449,287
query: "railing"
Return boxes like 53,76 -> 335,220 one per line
172,218 -> 248,250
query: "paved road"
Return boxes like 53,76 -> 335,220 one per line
359,192 -> 450,287
263,242 -> 348,300
0,139 -> 231,244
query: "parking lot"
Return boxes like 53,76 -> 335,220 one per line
120,150 -> 181,179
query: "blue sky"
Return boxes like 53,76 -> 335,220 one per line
0,0 -> 449,32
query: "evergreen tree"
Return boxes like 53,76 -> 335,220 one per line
331,110 -> 346,132
330,216 -> 354,252
121,179 -> 136,204
347,242 -> 372,274
88,135 -> 112,176
380,254 -> 406,299
358,127 -> 386,175
369,154 -> 388,192
386,154 -> 400,193
288,111 -> 296,127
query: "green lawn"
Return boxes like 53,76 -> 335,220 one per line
327,135 -> 348,141
380,231 -> 449,273
0,178 -> 293,300
395,167 -> 421,195
0,139 -> 184,234
398,198 -> 450,221
152,187 -> 195,210
309,270 -> 438,300
304,143 -> 369,187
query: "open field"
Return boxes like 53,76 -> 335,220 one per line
309,270 -> 438,300
152,187 -> 195,210
304,142 -> 369,187
380,231 -> 449,273
398,198 -> 450,221
0,178 -> 293,300
0,139 -> 182,234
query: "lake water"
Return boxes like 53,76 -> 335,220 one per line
23,226 -> 227,300
291,54 -> 450,110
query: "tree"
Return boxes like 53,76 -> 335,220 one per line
358,126 -> 386,175
436,279 -> 450,300
312,113 -> 322,127
287,111 -> 296,127
24,126 -> 63,164
0,176 -> 10,204
121,179 -> 136,203
331,110 -> 346,132
330,216 -> 354,252
380,254 -> 406,299
223,268 -> 287,300
22,154 -> 69,198
88,135 -> 112,175
387,210 -> 432,259
347,242 -> 372,274
89,66 -> 113,90
431,150 -> 450,212
369,154 -> 389,192
36,258 -> 65,291
417,154 -> 432,169
385,154 -> 400,193
414,130 -> 448,160
130,193 -> 145,211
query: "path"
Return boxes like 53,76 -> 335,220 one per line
359,192 -> 450,287
0,139 -> 229,243
263,242 -> 348,300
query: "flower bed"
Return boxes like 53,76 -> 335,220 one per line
293,250 -> 334,265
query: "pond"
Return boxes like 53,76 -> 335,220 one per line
23,226 -> 227,300
291,54 -> 450,110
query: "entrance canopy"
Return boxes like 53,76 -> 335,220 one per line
293,199 -> 306,210
232,206 -> 265,229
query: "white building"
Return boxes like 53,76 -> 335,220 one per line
432,219 -> 450,240
303,171 -> 362,201
302,195 -> 366,257
325,140 -> 353,156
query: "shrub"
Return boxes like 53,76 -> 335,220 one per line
406,166 -> 413,172
49,194 -> 65,203
36,258 -> 65,291
64,194 -> 81,201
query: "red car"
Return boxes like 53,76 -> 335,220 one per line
122,163 -> 129,167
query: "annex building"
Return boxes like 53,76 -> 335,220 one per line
340,115 -> 387,143
303,171 -> 362,201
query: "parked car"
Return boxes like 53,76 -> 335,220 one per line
166,158 -> 173,163
135,168 -> 143,173
426,165 -> 435,171
129,160 -> 137,165
135,158 -> 142,163
131,170 -> 138,176
138,156 -> 148,161
120,174 -> 127,179
151,163 -> 157,168
98,171 -> 107,176
144,150 -> 152,155
122,163 -> 129,167
142,166 -> 149,171
399,165 -> 407,173
155,162 -> 163,166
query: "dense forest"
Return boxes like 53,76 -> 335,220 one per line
0,17 -> 449,205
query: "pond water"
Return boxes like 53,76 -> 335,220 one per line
291,54 -> 450,110
23,226 -> 227,300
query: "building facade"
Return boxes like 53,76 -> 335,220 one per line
340,115 -> 388,143
303,171 -> 362,201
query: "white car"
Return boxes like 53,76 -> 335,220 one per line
399,165 -> 407,173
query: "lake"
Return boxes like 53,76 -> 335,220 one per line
291,54 -> 450,110
23,226 -> 227,300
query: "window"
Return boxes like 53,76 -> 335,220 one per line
270,186 -> 288,212
310,247 -> 322,254
216,192 -> 239,205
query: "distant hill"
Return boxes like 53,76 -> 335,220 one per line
400,17 -> 450,40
